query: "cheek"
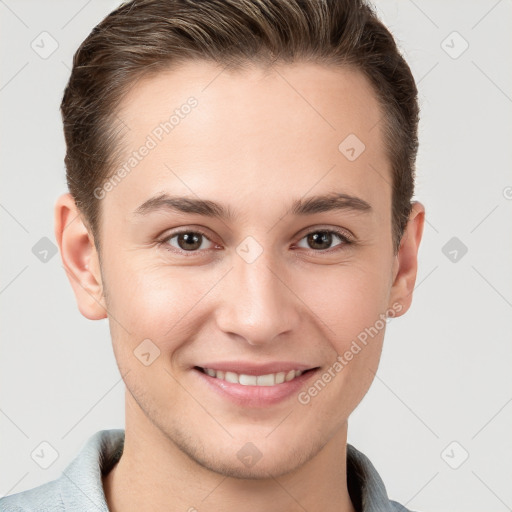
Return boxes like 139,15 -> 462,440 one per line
104,252 -> 209,333
294,260 -> 391,341
101,260 -> 208,376
292,261 -> 390,398
296,267 -> 388,421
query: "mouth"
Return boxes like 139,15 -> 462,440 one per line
193,366 -> 319,386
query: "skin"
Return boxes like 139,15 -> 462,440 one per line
54,61 -> 424,512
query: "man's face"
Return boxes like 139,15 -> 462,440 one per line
91,61 -> 407,477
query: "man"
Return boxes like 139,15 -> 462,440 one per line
1,0 -> 424,511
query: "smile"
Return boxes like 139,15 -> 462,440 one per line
196,366 -> 312,386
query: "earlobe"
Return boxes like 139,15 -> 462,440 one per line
388,201 -> 426,316
54,193 -> 107,320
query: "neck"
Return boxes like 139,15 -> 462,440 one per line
102,393 -> 357,512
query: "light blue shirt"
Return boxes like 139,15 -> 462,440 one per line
0,429 -> 416,511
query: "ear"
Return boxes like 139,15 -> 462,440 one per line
54,193 -> 107,320
388,201 -> 425,316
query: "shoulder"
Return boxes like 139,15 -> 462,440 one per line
0,477 -> 63,511
346,443 -> 421,512
0,429 -> 124,512
389,499 -> 419,512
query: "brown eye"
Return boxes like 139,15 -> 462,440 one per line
163,231 -> 214,252
296,230 -> 351,251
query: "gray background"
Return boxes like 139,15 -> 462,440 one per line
1,1 -> 511,511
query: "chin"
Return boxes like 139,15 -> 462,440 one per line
201,452 -> 303,480
201,434 -> 320,480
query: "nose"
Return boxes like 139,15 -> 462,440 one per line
214,248 -> 302,346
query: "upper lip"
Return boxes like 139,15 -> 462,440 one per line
194,361 -> 319,376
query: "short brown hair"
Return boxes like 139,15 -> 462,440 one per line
61,0 -> 419,255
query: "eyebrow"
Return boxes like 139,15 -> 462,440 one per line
133,192 -> 372,220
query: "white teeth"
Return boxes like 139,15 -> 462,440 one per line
201,367 -> 307,386
224,371 -> 239,384
239,374 -> 257,386
256,374 -> 275,386
285,370 -> 296,382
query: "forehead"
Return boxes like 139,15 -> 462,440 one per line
104,60 -> 390,224
118,60 -> 384,141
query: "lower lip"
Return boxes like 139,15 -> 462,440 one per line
192,367 -> 320,408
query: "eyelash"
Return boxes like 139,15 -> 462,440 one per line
157,227 -> 354,257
